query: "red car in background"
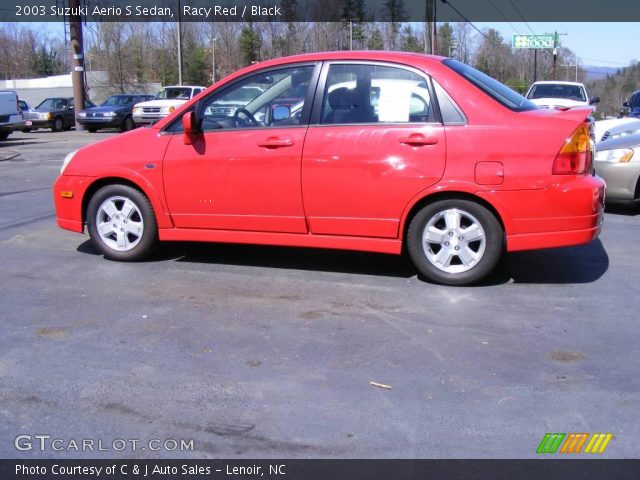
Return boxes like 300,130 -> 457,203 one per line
53,51 -> 604,285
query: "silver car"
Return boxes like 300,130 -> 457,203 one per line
595,127 -> 640,203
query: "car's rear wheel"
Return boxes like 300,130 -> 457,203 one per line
52,117 -> 63,132
122,116 -> 135,132
407,199 -> 503,285
87,128 -> 98,133
0,131 -> 10,140
86,185 -> 158,261
22,128 -> 32,133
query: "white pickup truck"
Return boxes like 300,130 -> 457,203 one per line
132,85 -> 205,126
0,90 -> 23,140
525,81 -> 600,109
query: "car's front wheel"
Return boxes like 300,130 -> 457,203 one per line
86,185 -> 158,261
51,117 -> 63,132
122,116 -> 135,132
407,199 -> 503,285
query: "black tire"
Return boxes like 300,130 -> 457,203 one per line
87,128 -> 98,133
406,199 -> 503,286
22,128 -> 32,133
121,116 -> 135,132
86,184 -> 158,261
0,131 -> 10,140
52,117 -> 63,132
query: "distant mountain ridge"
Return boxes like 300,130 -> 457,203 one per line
582,65 -> 619,82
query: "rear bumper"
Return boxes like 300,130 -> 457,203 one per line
53,174 -> 94,233
480,174 -> 605,252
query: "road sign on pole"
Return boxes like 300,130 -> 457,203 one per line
512,34 -> 556,49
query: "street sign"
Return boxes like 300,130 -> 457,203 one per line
512,34 -> 556,49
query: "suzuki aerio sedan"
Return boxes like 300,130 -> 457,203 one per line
54,52 -> 605,285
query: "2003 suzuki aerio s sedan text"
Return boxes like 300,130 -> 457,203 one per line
54,51 -> 605,285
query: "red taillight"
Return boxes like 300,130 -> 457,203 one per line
553,123 -> 592,175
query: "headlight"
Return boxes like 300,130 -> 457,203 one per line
595,148 -> 634,163
133,107 -> 141,114
40,112 -> 51,119
104,111 -> 117,117
60,149 -> 78,174
161,106 -> 176,114
78,112 -> 87,118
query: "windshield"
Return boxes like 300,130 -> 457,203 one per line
443,59 -> 536,111
101,95 -> 135,106
155,88 -> 192,100
36,98 -> 68,109
527,84 -> 586,102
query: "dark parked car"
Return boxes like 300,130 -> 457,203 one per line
78,94 -> 154,132
623,91 -> 640,118
24,97 -> 95,132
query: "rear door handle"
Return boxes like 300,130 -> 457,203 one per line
399,134 -> 438,146
258,138 -> 294,148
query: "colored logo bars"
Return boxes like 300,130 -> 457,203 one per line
537,433 -> 613,454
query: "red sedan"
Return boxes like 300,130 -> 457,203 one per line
54,51 -> 604,285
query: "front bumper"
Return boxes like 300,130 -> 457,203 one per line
133,113 -> 167,126
595,160 -> 640,201
53,175 -> 95,233
78,116 -> 123,128
25,119 -> 53,128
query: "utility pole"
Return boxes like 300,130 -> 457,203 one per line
552,31 -> 558,80
177,0 -> 183,85
425,0 -> 436,54
551,31 -> 568,80
69,0 -> 86,130
211,36 -> 217,84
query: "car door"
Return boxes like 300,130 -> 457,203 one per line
162,63 -> 320,233
301,62 -> 447,238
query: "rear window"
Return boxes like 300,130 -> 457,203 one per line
527,84 -> 586,102
443,59 -> 536,112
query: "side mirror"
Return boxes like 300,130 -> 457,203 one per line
183,111 -> 197,145
589,96 -> 600,105
272,105 -> 291,121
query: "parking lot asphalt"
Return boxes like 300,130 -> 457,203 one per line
0,130 -> 638,459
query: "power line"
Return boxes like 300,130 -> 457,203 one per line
487,0 -> 521,35
440,0 -> 489,40
508,0 -> 536,35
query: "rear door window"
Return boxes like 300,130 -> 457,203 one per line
320,63 -> 436,125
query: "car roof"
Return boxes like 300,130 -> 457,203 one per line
162,85 -> 206,89
530,81 -> 585,87
254,50 -> 444,67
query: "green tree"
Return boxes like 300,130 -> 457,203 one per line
436,23 -> 455,57
240,22 -> 258,66
384,0 -> 406,48
367,26 -> 384,50
31,44 -> 64,77
400,25 -> 422,53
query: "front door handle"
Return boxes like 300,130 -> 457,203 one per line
399,134 -> 438,146
258,137 -> 294,148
